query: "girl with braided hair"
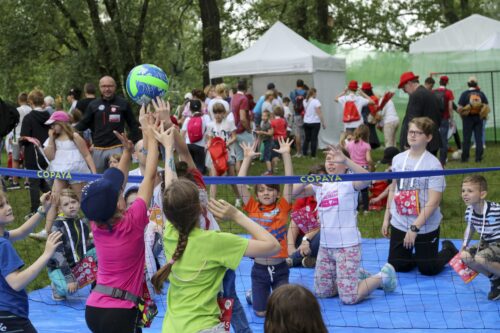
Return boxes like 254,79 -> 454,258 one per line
152,125 -> 280,333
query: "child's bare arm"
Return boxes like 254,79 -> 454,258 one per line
236,141 -> 260,205
5,232 -> 62,291
154,125 -> 177,188
273,137 -> 294,203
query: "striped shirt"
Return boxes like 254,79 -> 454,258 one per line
464,201 -> 500,243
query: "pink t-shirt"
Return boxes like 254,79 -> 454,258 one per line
346,140 -> 371,167
86,198 -> 149,309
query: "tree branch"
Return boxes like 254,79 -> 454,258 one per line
50,0 -> 89,49
134,0 -> 150,64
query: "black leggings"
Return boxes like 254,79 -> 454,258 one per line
85,306 -> 142,333
0,312 -> 37,333
302,123 -> 321,157
388,226 -> 455,276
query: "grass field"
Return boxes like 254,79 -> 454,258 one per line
1,143 -> 499,291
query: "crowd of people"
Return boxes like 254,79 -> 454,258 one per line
0,72 -> 498,333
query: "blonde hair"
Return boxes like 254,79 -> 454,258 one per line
215,83 -> 227,98
54,121 -> 75,140
28,89 -> 45,107
409,117 -> 435,136
57,188 -> 80,212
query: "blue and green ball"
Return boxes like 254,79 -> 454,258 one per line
126,64 -> 169,105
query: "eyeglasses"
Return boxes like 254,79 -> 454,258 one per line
408,130 -> 425,136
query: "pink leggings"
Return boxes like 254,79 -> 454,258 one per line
314,244 -> 361,304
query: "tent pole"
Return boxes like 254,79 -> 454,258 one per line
491,71 -> 497,143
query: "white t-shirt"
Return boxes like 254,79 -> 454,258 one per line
380,99 -> 399,125
181,115 -> 210,147
312,181 -> 361,248
207,98 -> 230,120
390,151 -> 445,233
338,94 -> 369,129
207,118 -> 236,144
303,98 -> 322,124
262,101 -> 273,114
284,105 -> 293,131
12,105 -> 32,141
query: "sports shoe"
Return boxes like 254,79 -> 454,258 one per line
235,198 -> 242,208
487,277 -> 500,301
245,289 -> 253,305
29,229 -> 48,240
6,182 -> 21,190
293,153 -> 303,158
380,263 -> 397,292
51,284 -> 66,301
441,240 -> 459,258
24,181 -> 30,189
302,256 -> 316,268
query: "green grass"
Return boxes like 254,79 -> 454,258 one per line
2,143 -> 500,291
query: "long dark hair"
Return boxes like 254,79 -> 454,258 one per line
151,179 -> 201,293
264,284 -> 328,333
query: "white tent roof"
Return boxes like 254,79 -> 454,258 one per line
209,21 -> 345,78
410,14 -> 500,54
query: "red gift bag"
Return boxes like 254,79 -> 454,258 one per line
449,252 -> 478,283
71,255 -> 97,288
218,297 -> 234,331
291,207 -> 320,234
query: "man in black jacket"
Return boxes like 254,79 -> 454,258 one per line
76,76 -> 140,173
20,89 -> 51,215
398,72 -> 441,155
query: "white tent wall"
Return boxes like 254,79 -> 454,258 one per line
252,71 -> 344,149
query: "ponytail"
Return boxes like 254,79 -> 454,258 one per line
151,231 -> 189,293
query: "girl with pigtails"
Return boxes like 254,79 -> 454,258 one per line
151,125 -> 280,333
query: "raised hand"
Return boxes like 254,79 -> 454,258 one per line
272,137 -> 294,155
43,231 -> 63,257
208,199 -> 239,221
151,96 -> 170,117
153,122 -> 175,148
326,144 -> 347,164
240,141 -> 260,159
39,191 -> 52,213
114,131 -> 134,153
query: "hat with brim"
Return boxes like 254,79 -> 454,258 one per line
398,72 -> 419,89
45,111 -> 71,125
81,168 -> 124,222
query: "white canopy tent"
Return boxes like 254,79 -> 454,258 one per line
410,14 -> 500,53
209,21 -> 346,148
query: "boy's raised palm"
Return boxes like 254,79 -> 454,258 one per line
40,191 -> 52,213
114,131 -> 134,153
44,231 -> 63,256
272,137 -> 294,155
327,145 -> 347,164
208,199 -> 239,221
153,123 -> 175,148
240,141 -> 260,159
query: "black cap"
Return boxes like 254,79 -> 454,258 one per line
189,99 -> 201,112
381,147 -> 400,164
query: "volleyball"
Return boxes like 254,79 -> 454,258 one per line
126,64 -> 169,105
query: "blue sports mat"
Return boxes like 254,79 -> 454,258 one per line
29,239 -> 500,332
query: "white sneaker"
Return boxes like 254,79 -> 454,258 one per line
380,263 -> 397,292
235,198 -> 242,208
29,229 -> 48,241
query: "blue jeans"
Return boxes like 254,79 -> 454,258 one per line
462,115 -> 483,162
289,232 -> 320,267
439,119 -> 449,165
222,269 -> 252,333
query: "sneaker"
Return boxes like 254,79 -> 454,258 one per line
24,182 -> 30,189
358,268 -> 372,280
234,198 -> 242,208
51,284 -> 66,301
380,263 -> 397,292
487,278 -> 500,301
302,256 -> 316,268
29,229 -> 48,240
245,289 -> 253,305
293,153 -> 303,158
262,170 -> 273,176
6,182 -> 21,190
441,240 -> 459,258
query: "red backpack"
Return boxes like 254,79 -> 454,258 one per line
343,100 -> 360,122
187,114 -> 204,143
208,137 -> 228,176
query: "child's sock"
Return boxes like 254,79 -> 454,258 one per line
373,271 -> 390,284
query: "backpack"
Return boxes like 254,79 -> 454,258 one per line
433,89 -> 446,117
293,91 -> 305,116
0,98 -> 20,137
343,100 -> 360,123
187,114 -> 204,143
469,93 -> 483,115
208,137 -> 228,176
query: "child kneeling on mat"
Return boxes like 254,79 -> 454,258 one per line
47,188 -> 96,301
460,175 -> 500,301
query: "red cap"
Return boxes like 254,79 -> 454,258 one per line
440,75 -> 449,83
361,82 -> 372,90
398,71 -> 419,89
348,80 -> 358,90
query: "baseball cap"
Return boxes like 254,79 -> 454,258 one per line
440,76 -> 449,84
398,72 -> 419,89
81,168 -> 124,223
45,111 -> 71,125
348,80 -> 358,90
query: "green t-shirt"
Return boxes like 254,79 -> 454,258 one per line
162,224 -> 249,333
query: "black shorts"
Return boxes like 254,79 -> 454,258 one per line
85,306 -> 141,333
0,311 -> 37,333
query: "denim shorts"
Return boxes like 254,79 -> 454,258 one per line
251,261 -> 289,312
262,140 -> 272,162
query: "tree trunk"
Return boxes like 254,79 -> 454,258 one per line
198,0 -> 222,85
313,0 -> 332,43
440,0 -> 460,25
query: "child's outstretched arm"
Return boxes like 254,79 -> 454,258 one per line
209,199 -> 280,257
5,231 -> 62,291
237,141 -> 260,205
327,145 -> 370,191
9,192 -> 52,242
154,125 -> 178,188
273,137 -> 294,203
114,131 -> 134,186
173,123 -> 196,170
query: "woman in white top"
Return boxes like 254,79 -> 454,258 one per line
379,98 -> 400,148
302,88 -> 326,158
